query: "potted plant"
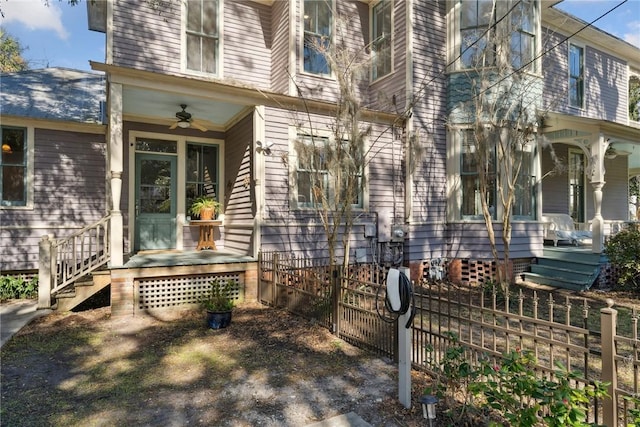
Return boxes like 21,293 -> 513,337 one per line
201,279 -> 235,329
189,196 -> 221,220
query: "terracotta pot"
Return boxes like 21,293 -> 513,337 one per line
200,207 -> 214,220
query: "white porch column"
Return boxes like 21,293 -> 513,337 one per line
590,133 -> 607,253
109,82 -> 124,266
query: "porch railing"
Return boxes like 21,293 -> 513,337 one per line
38,215 -> 111,309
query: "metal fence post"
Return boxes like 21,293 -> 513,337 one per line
272,252 -> 279,307
601,298 -> 618,427
331,265 -> 341,335
38,235 -> 53,309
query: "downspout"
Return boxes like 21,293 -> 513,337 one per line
253,106 -> 266,258
404,0 -> 414,224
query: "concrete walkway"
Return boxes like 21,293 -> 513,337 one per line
0,300 -> 51,348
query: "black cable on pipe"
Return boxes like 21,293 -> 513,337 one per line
376,270 -> 416,329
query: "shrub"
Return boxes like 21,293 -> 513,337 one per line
605,224 -> 640,291
0,275 -> 38,301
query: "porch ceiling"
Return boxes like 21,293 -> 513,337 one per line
122,86 -> 248,132
542,113 -> 640,177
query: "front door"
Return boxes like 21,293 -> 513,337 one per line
135,153 -> 177,251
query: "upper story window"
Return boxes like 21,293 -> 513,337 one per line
456,0 -> 540,72
371,0 -> 392,80
303,0 -> 332,75
186,0 -> 220,75
569,43 -> 584,108
460,0 -> 495,68
1,126 -> 27,207
510,0 -> 536,71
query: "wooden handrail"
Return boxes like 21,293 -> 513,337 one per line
50,215 -> 112,295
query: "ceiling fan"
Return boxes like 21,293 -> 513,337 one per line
169,104 -> 208,132
605,143 -> 632,159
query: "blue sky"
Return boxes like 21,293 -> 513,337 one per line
1,0 -> 639,72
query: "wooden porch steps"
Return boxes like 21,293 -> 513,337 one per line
54,270 -> 111,312
522,247 -> 604,291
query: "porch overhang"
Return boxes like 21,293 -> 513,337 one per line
89,61 -> 402,128
542,112 -> 640,178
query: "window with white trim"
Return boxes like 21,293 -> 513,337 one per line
569,43 -> 584,108
460,0 -> 495,68
510,0 -> 536,71
371,0 -> 392,80
1,126 -> 27,207
186,0 -> 220,75
303,0 -> 332,75
460,129 -> 496,219
294,134 -> 363,209
186,143 -> 220,214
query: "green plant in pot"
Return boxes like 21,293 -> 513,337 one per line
189,196 -> 221,220
202,279 -> 235,329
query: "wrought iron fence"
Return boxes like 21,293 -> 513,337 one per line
258,251 -> 640,425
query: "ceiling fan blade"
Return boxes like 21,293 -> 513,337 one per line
169,121 -> 178,130
191,120 -> 208,132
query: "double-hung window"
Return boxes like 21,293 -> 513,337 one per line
186,143 -> 220,212
371,0 -> 392,80
296,135 -> 330,207
510,0 -> 536,71
303,0 -> 332,75
569,44 -> 584,108
460,130 -> 496,219
295,134 -> 363,209
460,0 -> 495,68
186,0 -> 220,75
512,147 -> 535,219
1,126 -> 27,207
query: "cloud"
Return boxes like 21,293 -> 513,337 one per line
623,20 -> 640,48
1,0 -> 69,40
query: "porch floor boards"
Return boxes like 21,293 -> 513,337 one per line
117,250 -> 256,269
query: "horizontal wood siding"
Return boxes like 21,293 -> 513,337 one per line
271,0 -> 290,94
447,222 -> 543,260
224,113 -> 254,255
111,2 -> 182,74
223,1 -> 272,90
367,123 -> 403,242
542,28 -> 629,124
259,107 -> 397,256
596,156 -> 629,220
540,144 -> 570,214
1,129 -> 106,271
406,0 -> 448,263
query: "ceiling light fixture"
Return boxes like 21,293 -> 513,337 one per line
2,143 -> 12,154
177,120 -> 190,129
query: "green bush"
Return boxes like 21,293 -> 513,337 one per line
0,275 -> 38,301
605,224 -> 640,291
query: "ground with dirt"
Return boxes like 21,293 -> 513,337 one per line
1,302 -> 443,427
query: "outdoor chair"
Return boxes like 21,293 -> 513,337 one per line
542,213 -> 593,246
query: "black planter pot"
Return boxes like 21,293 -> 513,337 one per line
206,310 -> 232,329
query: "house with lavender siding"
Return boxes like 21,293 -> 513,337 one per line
1,0 -> 638,312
